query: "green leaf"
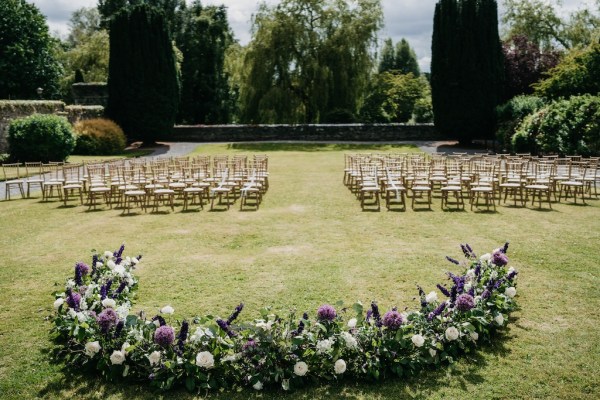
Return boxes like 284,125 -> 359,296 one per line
352,302 -> 364,316
185,376 -> 196,392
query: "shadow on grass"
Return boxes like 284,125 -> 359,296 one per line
226,142 -> 420,152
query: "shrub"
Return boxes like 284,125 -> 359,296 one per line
512,95 -> 600,155
413,97 -> 433,123
495,95 -> 545,151
73,118 -> 126,155
7,114 -> 75,162
321,108 -> 357,123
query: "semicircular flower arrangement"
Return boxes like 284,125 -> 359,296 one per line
51,243 -> 518,392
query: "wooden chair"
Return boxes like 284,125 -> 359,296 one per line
2,163 -> 25,200
62,164 -> 84,206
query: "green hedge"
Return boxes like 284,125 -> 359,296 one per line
8,114 -> 75,162
73,118 -> 126,155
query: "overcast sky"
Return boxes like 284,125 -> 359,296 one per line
27,0 -> 596,72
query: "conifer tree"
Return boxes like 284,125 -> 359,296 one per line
394,38 -> 420,76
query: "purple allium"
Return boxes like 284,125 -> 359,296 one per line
482,289 -> 491,300
227,303 -> 244,324
437,284 -> 451,297
66,292 -> 81,310
152,315 -> 166,327
317,304 -> 337,322
370,301 -> 382,327
77,262 -> 90,276
455,294 -> 475,312
492,251 -> 509,266
501,242 -> 509,254
427,301 -> 447,321
154,325 -> 175,347
446,256 -> 460,265
96,308 -> 118,333
382,310 -> 404,330
113,281 -> 127,298
114,320 -> 124,337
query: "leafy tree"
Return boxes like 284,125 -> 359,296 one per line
431,0 -> 504,143
98,0 -> 185,32
106,4 -> 180,143
67,7 -> 103,47
534,42 -> 600,100
394,39 -> 420,76
379,38 -> 396,73
0,0 -> 62,99
239,0 -> 383,124
502,35 -> 561,100
176,1 -> 234,124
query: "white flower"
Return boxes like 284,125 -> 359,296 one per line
104,251 -> 113,258
255,320 -> 273,331
53,298 -> 64,310
222,353 -> 241,362
445,326 -> 460,341
426,291 -> 438,303
340,331 -> 358,349
121,342 -> 131,354
466,269 -> 476,278
132,257 -> 140,264
334,359 -> 347,374
253,381 -> 263,390
66,279 -> 76,289
107,260 -> 116,270
110,350 -> 126,365
116,305 -> 129,319
85,284 -> 96,298
470,331 -> 479,341
67,309 -> 77,319
429,348 -> 437,358
153,320 -> 160,328
76,312 -> 88,322
190,327 -> 206,343
293,361 -> 308,376
480,253 -> 492,263
102,298 -> 116,309
195,351 -> 215,369
494,314 -> 505,325
160,305 -> 174,315
95,261 -> 103,268
316,339 -> 333,354
490,271 -> 498,280
114,265 -> 126,276
508,266 -> 516,274
347,318 -> 357,329
505,287 -> 517,298
411,334 -> 425,347
84,341 -> 101,357
282,379 -> 290,391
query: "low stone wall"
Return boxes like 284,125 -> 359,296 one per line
71,83 -> 108,107
169,124 -> 442,142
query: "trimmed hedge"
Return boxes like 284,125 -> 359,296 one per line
73,118 -> 127,155
8,114 -> 75,162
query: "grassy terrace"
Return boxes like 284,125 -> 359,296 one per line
0,143 -> 599,399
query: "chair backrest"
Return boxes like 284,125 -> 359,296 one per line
2,163 -> 22,181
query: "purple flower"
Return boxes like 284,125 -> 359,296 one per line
96,308 -> 118,333
417,286 -> 427,308
114,244 -> 125,258
446,256 -> 460,265
317,304 -> 337,322
427,301 -> 447,321
74,265 -> 83,286
482,289 -> 491,300
227,303 -> 244,324
77,262 -> 90,276
501,242 -> 510,254
66,292 -> 81,310
370,301 -> 382,327
455,294 -> 475,312
492,251 -> 509,266
216,318 -> 237,337
242,339 -> 257,352
154,325 -> 175,347
468,286 -> 475,297
437,284 -> 451,297
382,310 -> 404,330
152,315 -> 166,327
177,320 -> 189,353
461,244 -> 475,258
114,320 -> 124,337
113,281 -> 127,298
507,270 -> 518,281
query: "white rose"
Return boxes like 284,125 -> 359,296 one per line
470,331 -> 479,341
316,339 -> 333,354
347,318 -> 357,329
334,359 -> 347,374
147,351 -> 161,366
107,260 -> 116,270
116,305 -> 129,319
102,298 -> 116,309
110,350 -> 126,365
426,291 -> 438,303
445,326 -> 460,341
195,351 -> 215,369
67,309 -> 77,319
95,261 -> 103,268
411,334 -> 425,347
160,305 -> 175,315
84,341 -> 101,357
53,298 -> 64,310
340,331 -> 358,349
429,348 -> 437,358
104,251 -> 113,258
114,265 -> 125,276
505,287 -> 517,298
494,314 -> 504,325
253,381 -> 263,390
293,361 -> 308,376
480,253 -> 492,263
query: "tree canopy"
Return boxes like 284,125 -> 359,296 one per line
0,0 -> 62,99
239,0 -> 383,124
378,38 -> 420,76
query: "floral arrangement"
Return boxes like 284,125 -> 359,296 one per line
51,243 -> 519,392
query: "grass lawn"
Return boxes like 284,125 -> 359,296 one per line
0,143 -> 599,399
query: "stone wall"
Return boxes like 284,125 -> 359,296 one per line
71,83 -> 108,107
169,123 -> 442,142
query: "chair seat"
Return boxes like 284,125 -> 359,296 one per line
561,181 -> 583,186
63,184 -> 83,190
124,190 -> 146,196
154,189 -> 175,195
412,185 -> 431,191
90,187 -> 110,192
471,187 -> 493,192
525,185 -> 549,190
441,186 -> 462,191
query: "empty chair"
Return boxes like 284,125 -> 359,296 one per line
2,163 -> 25,200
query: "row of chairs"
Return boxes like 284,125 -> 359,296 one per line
1,154 -> 269,212
345,153 -> 599,211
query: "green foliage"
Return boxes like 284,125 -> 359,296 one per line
534,43 -> 600,100
378,38 -> 420,76
7,114 -> 75,162
239,0 -> 383,124
378,38 -> 396,73
98,0 -> 185,31
321,108 -> 357,123
431,0 -> 504,143
73,118 -> 127,155
0,0 -> 62,99
495,95 -> 545,150
513,95 -> 600,155
413,97 -> 434,123
106,4 -> 180,143
176,2 -> 234,124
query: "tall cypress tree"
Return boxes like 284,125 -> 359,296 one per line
106,4 -> 180,143
431,0 -> 504,143
394,38 -> 421,76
